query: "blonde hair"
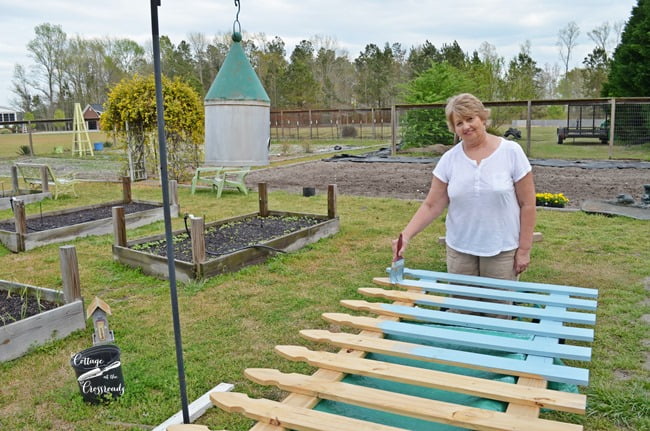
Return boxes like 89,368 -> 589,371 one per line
444,93 -> 490,133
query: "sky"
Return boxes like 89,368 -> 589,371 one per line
0,0 -> 638,110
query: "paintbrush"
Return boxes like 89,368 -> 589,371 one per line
389,233 -> 404,283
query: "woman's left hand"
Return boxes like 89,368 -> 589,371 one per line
514,248 -> 531,275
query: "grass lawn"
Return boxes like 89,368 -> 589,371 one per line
0,131 -> 115,159
516,126 -> 650,161
0,179 -> 648,431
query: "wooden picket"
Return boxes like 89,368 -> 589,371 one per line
209,268 -> 597,431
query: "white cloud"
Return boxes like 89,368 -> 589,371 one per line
0,0 -> 636,108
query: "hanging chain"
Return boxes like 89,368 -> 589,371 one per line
233,0 -> 241,34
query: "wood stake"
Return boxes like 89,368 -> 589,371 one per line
169,179 -> 178,207
191,216 -> 206,265
258,182 -> 269,217
327,184 -> 337,219
59,245 -> 81,304
121,176 -> 132,203
112,206 -> 127,247
13,199 -> 26,235
40,165 -> 49,193
11,165 -> 19,193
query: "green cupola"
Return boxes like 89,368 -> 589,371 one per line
204,32 -> 270,167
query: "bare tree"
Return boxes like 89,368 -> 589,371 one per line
10,64 -> 40,113
557,21 -> 580,77
188,32 -> 208,89
588,22 -> 611,53
612,20 -> 625,47
27,23 -> 67,116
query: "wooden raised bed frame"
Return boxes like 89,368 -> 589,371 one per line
112,183 -> 340,282
1,246 -> 85,362
0,178 -> 179,252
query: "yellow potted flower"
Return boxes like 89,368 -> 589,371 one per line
535,192 -> 569,208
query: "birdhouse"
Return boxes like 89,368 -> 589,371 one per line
86,296 -> 115,345
204,31 -> 270,167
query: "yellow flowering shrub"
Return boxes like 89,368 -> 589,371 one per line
536,192 -> 569,208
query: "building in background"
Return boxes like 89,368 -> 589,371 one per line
82,104 -> 104,130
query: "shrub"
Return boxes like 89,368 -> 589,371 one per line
16,145 -> 31,156
341,125 -> 357,138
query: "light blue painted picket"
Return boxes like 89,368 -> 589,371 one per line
374,290 -> 595,324
394,278 -> 597,310
375,303 -> 594,341
402,268 -> 598,298
373,319 -> 591,361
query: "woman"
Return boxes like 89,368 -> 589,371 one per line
393,93 -> 536,280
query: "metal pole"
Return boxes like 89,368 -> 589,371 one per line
150,0 -> 190,423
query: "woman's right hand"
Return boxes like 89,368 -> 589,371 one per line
391,234 -> 407,260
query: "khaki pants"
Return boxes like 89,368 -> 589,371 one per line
446,246 -> 518,280
445,246 -> 518,318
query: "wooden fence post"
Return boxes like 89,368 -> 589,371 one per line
391,105 -> 397,156
258,182 -> 269,217
525,100 -> 532,157
13,199 -> 26,252
59,245 -> 81,304
122,176 -> 132,203
609,98 -> 616,160
112,206 -> 127,247
13,199 -> 26,234
328,184 -> 337,219
28,121 -> 34,155
11,165 -> 19,193
190,215 -> 205,265
169,179 -> 178,207
40,165 -> 49,193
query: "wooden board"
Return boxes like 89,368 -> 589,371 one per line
244,368 -> 582,431
359,287 -> 596,325
322,313 -> 591,361
0,300 -> 85,362
341,299 -> 594,341
396,270 -> 599,297
299,329 -> 589,386
210,270 -> 597,431
374,277 -> 597,310
212,392 -> 408,431
275,345 -> 586,414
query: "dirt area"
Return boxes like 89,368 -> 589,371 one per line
0,290 -> 59,326
0,202 -> 158,232
248,160 -> 650,209
2,155 -> 650,209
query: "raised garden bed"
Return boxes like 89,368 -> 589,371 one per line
112,183 -> 340,282
0,279 -> 84,362
0,179 -> 179,252
0,190 -> 50,210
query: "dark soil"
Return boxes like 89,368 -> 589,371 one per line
132,215 -> 323,262
0,290 -> 59,327
0,202 -> 159,232
246,160 -> 650,208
